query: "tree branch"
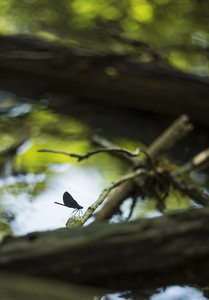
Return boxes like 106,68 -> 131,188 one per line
137,114 -> 193,167
171,176 -> 209,207
38,147 -> 140,162
172,148 -> 209,175
66,168 -> 146,228
94,115 -> 193,222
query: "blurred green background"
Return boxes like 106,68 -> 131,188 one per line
0,0 -> 209,73
0,0 -> 208,236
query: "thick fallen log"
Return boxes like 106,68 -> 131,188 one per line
0,35 -> 209,125
1,208 -> 209,290
0,272 -> 106,300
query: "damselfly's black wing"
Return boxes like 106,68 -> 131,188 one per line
63,191 -> 83,209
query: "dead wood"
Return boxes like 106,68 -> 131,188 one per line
171,177 -> 209,206
0,35 -> 209,126
1,208 -> 209,291
0,271 -> 106,300
38,146 -> 140,162
172,148 -> 209,175
94,115 -> 193,222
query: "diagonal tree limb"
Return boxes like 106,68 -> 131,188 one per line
170,176 -> 209,207
135,114 -> 193,167
94,115 -> 193,222
66,168 -> 146,228
172,148 -> 209,175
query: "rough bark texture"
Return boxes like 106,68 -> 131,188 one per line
1,208 -> 209,290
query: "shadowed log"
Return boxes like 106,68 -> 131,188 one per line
0,272 -> 106,300
1,208 -> 209,290
0,35 -> 209,126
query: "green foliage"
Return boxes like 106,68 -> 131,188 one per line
0,0 -> 208,73
0,107 -> 129,181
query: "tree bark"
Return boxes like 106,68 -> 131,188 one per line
0,272 -> 106,300
1,208 -> 209,290
0,35 -> 209,126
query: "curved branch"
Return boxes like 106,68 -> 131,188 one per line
38,147 -> 140,162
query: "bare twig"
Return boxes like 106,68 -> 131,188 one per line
38,147 -> 140,162
126,197 -> 137,221
92,134 -> 158,170
92,134 -> 141,164
66,168 -> 146,228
